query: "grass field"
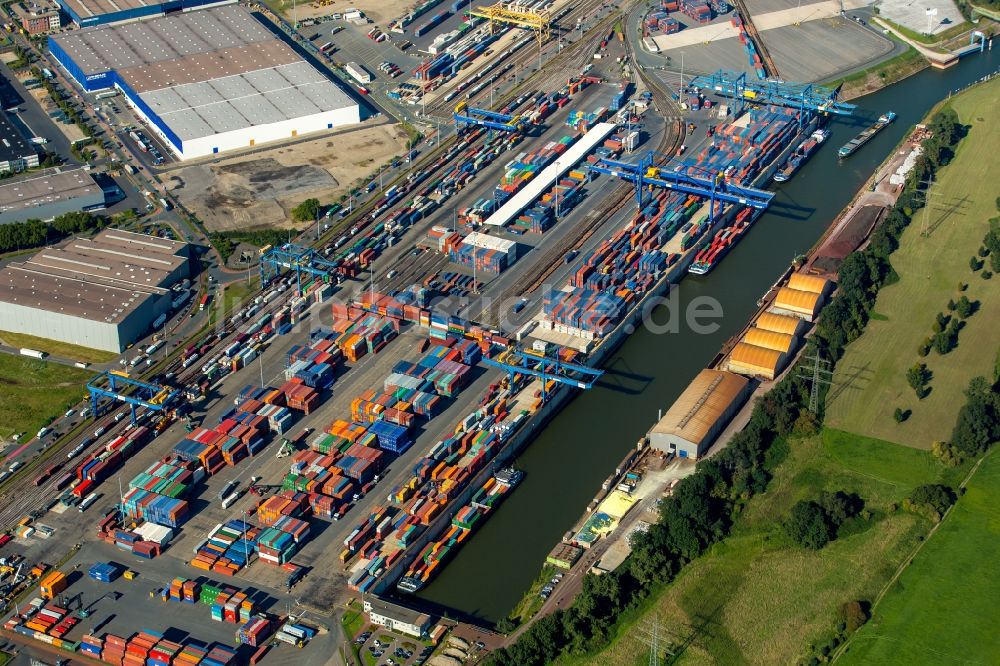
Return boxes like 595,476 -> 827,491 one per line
558,432 -> 939,666
0,355 -> 91,440
839,451 -> 1000,664
0,330 -> 117,364
209,277 -> 259,326
825,78 -> 1000,449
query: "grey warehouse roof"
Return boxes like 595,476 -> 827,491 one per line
0,114 -> 35,164
0,168 -> 102,216
0,263 -> 157,324
145,62 -> 355,140
62,0 -> 175,21
52,4 -> 273,74
0,227 -> 188,324
52,5 -> 356,143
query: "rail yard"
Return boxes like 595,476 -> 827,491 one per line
0,0 -> 986,662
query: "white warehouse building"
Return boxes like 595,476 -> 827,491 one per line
49,5 -> 361,160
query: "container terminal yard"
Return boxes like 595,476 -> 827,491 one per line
0,0 -> 988,661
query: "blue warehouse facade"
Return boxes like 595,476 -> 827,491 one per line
48,5 -> 361,160
47,36 -> 185,153
58,0 -> 236,27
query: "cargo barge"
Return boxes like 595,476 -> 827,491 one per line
773,129 -> 829,182
838,112 -> 896,158
396,468 -> 522,593
371,106 -> 816,596
688,207 -> 763,275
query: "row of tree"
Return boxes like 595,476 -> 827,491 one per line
0,211 -> 107,254
815,108 -> 965,362
485,106 -> 977,666
484,375 -> 812,665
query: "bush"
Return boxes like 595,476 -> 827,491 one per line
931,440 -> 963,467
292,198 -> 321,222
785,491 -> 863,549
903,484 -> 957,522
785,500 -> 831,549
906,363 -> 930,391
955,295 -> 974,318
840,600 -> 870,633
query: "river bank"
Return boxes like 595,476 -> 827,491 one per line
414,47 -> 1000,625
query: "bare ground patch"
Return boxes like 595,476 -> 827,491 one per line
169,124 -> 409,232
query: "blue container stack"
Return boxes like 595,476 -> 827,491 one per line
368,420 -> 413,454
88,561 -> 121,582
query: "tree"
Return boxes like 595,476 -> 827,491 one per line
904,484 -> 957,521
291,198 -> 321,222
955,295 -> 974,318
931,440 -> 963,467
785,500 -> 831,549
933,330 -> 953,355
840,600 -> 870,633
495,617 -> 516,634
894,407 -> 909,423
906,363 -> 929,392
818,490 -> 863,526
950,376 -> 1000,455
970,256 -> 983,271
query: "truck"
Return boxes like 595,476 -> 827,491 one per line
20,348 -> 48,359
78,492 -> 99,512
345,62 -> 372,85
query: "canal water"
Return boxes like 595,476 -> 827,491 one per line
416,49 -> 1000,623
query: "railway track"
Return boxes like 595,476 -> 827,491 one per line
478,19 -> 686,329
731,0 -> 780,78
428,0 -> 621,115
0,2 -> 673,534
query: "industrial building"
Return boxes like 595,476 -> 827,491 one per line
727,342 -> 784,380
0,168 -> 105,225
49,5 -> 361,160
57,0 -> 235,27
0,228 -> 189,352
0,114 -> 39,175
648,369 -> 751,459
10,0 -> 61,34
754,311 -> 805,337
363,598 -> 431,639
742,327 -> 795,356
770,273 -> 832,321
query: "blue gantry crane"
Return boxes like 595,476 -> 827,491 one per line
259,243 -> 342,294
483,347 -> 604,402
87,371 -> 179,425
688,70 -> 856,121
588,151 -> 775,218
453,102 -> 526,132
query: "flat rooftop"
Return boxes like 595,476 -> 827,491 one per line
0,227 -> 188,324
61,0 -> 226,22
52,5 -> 274,75
0,263 -> 162,324
0,167 -> 102,216
51,5 -> 357,142
96,228 -> 188,256
144,61 -> 354,141
0,113 -> 36,163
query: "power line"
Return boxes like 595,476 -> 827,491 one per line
636,617 -> 677,666
799,351 -> 833,414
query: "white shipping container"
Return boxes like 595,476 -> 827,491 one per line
345,62 -> 372,84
